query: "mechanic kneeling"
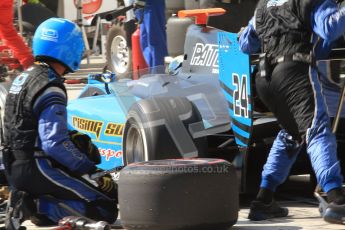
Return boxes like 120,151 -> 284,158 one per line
2,18 -> 118,229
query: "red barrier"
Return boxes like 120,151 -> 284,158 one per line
131,28 -> 147,79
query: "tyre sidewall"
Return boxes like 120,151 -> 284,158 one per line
123,97 -> 207,165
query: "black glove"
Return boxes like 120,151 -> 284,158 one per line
69,130 -> 101,164
97,174 -> 117,199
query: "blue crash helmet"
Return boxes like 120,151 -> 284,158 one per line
33,18 -> 84,72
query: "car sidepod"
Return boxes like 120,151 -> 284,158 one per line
67,94 -> 128,170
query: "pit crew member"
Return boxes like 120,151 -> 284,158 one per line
3,18 -> 117,229
239,0 -> 345,224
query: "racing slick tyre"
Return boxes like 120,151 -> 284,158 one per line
105,20 -> 135,79
118,158 -> 239,230
122,97 -> 207,165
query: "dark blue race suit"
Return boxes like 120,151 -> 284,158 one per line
5,65 -> 117,223
135,0 -> 168,68
239,0 -> 345,193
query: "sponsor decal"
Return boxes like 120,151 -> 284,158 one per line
63,141 -> 83,159
15,73 -> 28,85
41,28 -> 58,42
74,0 -> 102,14
232,73 -> 249,118
72,116 -> 103,139
9,73 -> 29,94
190,43 -> 219,69
99,148 -> 123,161
267,0 -> 288,8
104,123 -> 124,137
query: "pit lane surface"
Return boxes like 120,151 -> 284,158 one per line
18,56 -> 344,229
19,202 -> 343,230
20,178 -> 345,229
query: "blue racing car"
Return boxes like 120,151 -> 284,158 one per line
65,8 -> 289,194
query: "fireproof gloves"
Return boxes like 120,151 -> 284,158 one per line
97,174 -> 117,199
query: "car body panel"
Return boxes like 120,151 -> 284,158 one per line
66,26 -> 248,171
67,68 -> 232,170
67,95 -> 127,169
218,32 -> 252,147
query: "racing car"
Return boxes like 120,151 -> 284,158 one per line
65,8 -> 317,194
0,8 -> 316,194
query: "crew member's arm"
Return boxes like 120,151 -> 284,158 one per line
312,0 -> 345,42
33,86 -> 96,175
238,17 -> 261,54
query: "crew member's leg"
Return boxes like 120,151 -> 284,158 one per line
140,0 -> 168,68
250,61 -> 344,221
0,0 -> 34,69
248,129 -> 299,220
318,60 -> 345,181
306,67 -> 343,194
7,158 -> 117,225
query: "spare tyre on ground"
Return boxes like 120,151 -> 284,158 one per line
118,158 -> 239,230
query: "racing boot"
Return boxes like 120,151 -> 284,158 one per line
323,203 -> 345,224
248,200 -> 289,221
5,190 -> 35,230
322,188 -> 345,224
30,213 -> 55,227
